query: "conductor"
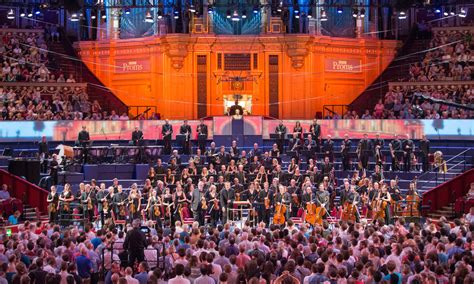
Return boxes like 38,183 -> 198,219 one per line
228,100 -> 244,116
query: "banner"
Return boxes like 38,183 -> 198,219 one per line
115,59 -> 150,73
325,58 -> 362,73
0,119 -> 471,142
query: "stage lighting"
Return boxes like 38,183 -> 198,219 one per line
157,10 -> 163,19
277,1 -> 283,13
232,10 -> 240,21
307,9 -> 312,18
27,10 -> 33,18
189,5 -> 196,13
398,11 -> 407,20
7,9 -> 15,20
253,5 -> 259,14
242,10 -> 247,19
124,8 -> 131,15
352,8 -> 358,18
208,5 -> 213,14
20,9 -> 26,17
145,10 -> 153,23
458,8 -> 467,18
450,8 -> 455,16
337,6 -> 343,14
35,10 -> 41,15
321,9 -> 328,21
294,8 -> 299,14
174,10 -> 179,19
434,7 -> 441,14
360,8 -> 365,18
226,9 -> 231,19
91,15 -> 96,19
295,14 -> 299,19
70,13 -> 80,22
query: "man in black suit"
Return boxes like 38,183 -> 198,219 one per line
78,126 -> 90,164
229,100 -> 244,116
322,135 -> 334,162
341,134 -> 352,171
196,119 -> 208,154
49,154 -> 59,186
419,135 -> 430,172
309,119 -> 321,151
179,120 -> 192,155
190,182 -> 205,226
358,133 -> 372,170
123,219 -> 148,266
321,156 -> 333,177
38,136 -> 49,173
402,134 -> 414,172
249,143 -> 262,160
161,119 -> 173,154
220,182 -> 235,224
275,121 -> 287,153
131,126 -> 144,146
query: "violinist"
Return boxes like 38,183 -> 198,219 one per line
128,184 -> 141,221
188,160 -> 197,176
47,185 -> 59,223
142,179 -> 153,200
95,183 -> 109,226
259,182 -> 273,225
83,184 -> 95,223
341,134 -> 352,171
174,184 -> 190,223
59,183 -> 74,219
113,185 -> 127,221
249,156 -> 261,174
161,187 -> 174,222
145,189 -> 162,229
274,185 -> 291,221
191,182 -> 205,226
287,158 -> 298,175
255,166 -> 268,185
207,185 -> 220,227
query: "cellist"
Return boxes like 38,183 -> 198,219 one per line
346,185 -> 361,222
258,182 -> 273,226
315,184 -> 330,215
379,185 -> 392,224
274,185 -> 291,221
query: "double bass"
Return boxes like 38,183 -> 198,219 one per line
273,202 -> 286,225
305,193 -> 317,226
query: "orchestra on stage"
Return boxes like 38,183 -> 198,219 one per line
44,120 -> 429,228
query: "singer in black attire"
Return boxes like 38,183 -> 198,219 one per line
77,126 -> 90,164
38,136 -> 49,173
131,127 -> 144,146
180,120 -> 192,155
419,135 -> 430,172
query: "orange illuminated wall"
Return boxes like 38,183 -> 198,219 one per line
74,34 -> 398,119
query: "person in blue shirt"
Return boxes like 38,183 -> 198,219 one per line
383,260 -> 402,284
7,211 -> 20,225
134,262 -> 149,284
447,238 -> 465,258
76,247 -> 93,280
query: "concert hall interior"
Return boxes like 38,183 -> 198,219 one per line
0,1 -> 474,283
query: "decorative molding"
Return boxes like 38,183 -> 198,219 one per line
161,36 -> 192,70
283,36 -> 311,69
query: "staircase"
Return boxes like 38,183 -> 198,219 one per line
47,39 -> 128,115
426,202 -> 456,219
349,33 -> 432,114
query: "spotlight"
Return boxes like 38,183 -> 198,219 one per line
124,8 -> 131,15
337,6 -> 343,14
158,10 -> 163,19
242,10 -> 247,19
295,14 -> 299,19
450,10 -> 455,16
352,8 -> 358,18
232,10 -> 240,21
434,7 -> 441,14
145,10 -> 153,23
20,9 -> 26,17
458,8 -> 467,18
35,10 -> 41,15
360,8 -> 365,18
398,11 -> 407,20
321,9 -> 328,21
189,5 -> 196,13
102,14 -> 106,19
91,15 -> 96,20
277,2 -> 283,13
70,13 -> 80,22
7,9 -> 15,20
174,10 -> 179,19
443,9 -> 449,16
208,5 -> 213,14
27,10 -> 33,17
226,9 -> 231,19
307,8 -> 312,18
294,7 -> 299,14
253,5 -> 259,14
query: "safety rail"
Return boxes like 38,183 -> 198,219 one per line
128,106 -> 158,119
323,104 -> 349,118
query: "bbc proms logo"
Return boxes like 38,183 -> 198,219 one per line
325,58 -> 362,73
115,59 -> 150,73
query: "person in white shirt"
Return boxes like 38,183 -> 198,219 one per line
124,267 -> 139,284
168,264 -> 190,284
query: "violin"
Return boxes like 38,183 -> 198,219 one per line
273,203 -> 286,225
213,198 -> 219,211
264,191 -> 271,210
201,196 -> 208,210
154,203 -> 161,217
119,202 -> 126,216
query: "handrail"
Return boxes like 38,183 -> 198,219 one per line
0,82 -> 88,88
0,28 -> 44,34
323,104 -> 349,118
388,81 -> 474,88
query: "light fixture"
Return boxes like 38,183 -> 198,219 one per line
443,9 -> 449,16
157,10 -> 163,19
232,10 -> 239,21
360,8 -> 365,18
307,8 -> 312,18
294,7 -> 299,14
145,10 -> 153,23
174,10 -> 179,19
189,5 -> 196,13
101,9 -> 106,19
70,13 -> 80,22
91,15 -> 96,19
7,9 -> 15,20
434,7 -> 441,14
242,10 -> 247,19
352,8 -> 358,18
458,8 -> 467,18
20,9 -> 26,17
253,5 -> 259,14
35,10 -> 40,15
337,6 -> 343,14
295,14 -> 299,19
27,9 -> 33,17
321,9 -> 328,21
398,11 -> 407,20
277,2 -> 283,13
208,5 -> 213,14
226,9 -> 231,19
124,8 -> 131,15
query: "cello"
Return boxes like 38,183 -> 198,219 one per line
341,194 -> 357,222
273,202 -> 286,225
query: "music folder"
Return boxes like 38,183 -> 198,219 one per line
176,134 -> 187,142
